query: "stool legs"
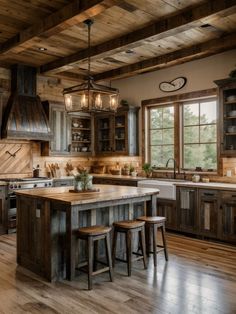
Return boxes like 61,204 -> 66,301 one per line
126,230 -> 132,276
139,228 -> 147,269
112,229 -> 118,267
112,226 -> 146,276
88,236 -> 94,290
153,224 -> 157,267
105,233 -> 113,282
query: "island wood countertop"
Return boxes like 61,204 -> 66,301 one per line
16,184 -> 159,206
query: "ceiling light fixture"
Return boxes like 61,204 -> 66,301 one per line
63,19 -> 119,113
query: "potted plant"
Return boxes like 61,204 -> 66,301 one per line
74,169 -> 93,191
142,163 -> 153,178
129,164 -> 137,177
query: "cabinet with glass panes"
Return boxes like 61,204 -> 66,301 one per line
215,78 -> 236,156
95,105 -> 139,156
70,113 -> 92,155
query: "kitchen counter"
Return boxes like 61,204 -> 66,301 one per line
0,181 -> 7,186
174,181 -> 236,191
16,185 -> 158,281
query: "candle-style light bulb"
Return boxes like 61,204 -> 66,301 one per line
110,96 -> 118,111
95,94 -> 102,109
65,94 -> 72,111
81,93 -> 88,109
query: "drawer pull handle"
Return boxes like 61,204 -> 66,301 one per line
203,193 -> 215,196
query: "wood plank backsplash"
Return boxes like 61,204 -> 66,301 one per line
0,141 -> 32,177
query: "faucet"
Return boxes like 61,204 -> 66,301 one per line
166,158 -> 177,179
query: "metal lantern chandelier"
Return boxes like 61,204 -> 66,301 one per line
63,19 -> 119,113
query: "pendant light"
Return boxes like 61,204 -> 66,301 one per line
63,19 -> 119,113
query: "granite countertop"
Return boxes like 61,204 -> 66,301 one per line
15,184 -> 159,205
174,181 -> 236,191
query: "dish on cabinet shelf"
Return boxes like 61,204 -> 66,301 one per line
227,95 -> 236,102
228,110 -> 236,117
227,126 -> 236,133
72,122 -> 79,127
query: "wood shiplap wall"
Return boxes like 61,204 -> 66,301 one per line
0,66 -> 236,179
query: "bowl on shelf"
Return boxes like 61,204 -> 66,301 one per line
226,95 -> 236,102
72,122 -> 79,127
110,169 -> 121,175
228,110 -> 236,117
227,125 -> 236,133
81,147 -> 88,152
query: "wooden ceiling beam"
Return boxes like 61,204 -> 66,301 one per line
40,0 -> 236,74
93,32 -> 236,81
0,0 -> 122,54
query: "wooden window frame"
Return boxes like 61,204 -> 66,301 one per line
142,88 -> 218,174
181,98 -> 217,171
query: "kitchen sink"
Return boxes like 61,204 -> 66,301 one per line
137,179 -> 178,200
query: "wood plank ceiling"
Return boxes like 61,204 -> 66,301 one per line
0,0 -> 235,82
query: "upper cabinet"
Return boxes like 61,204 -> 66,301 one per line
95,106 -> 139,156
215,78 -> 236,156
70,113 -> 93,156
42,102 -> 94,157
41,101 -> 70,156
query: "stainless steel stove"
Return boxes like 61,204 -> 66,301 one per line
6,177 -> 53,191
2,177 -> 53,233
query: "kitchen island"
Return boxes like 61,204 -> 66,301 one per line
16,185 -> 158,281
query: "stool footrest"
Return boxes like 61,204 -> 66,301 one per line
92,267 -> 110,276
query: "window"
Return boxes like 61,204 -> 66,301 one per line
147,97 -> 217,171
183,100 -> 217,170
149,106 -> 174,167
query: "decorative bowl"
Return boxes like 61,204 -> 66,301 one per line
227,95 -> 236,102
73,122 -> 79,127
228,110 -> 236,117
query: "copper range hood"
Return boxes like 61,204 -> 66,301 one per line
1,64 -> 51,141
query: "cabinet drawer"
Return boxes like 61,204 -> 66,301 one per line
199,189 -> 219,198
221,191 -> 236,200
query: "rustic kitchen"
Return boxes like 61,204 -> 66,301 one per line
0,1 -> 236,313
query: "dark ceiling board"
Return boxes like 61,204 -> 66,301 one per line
0,0 -> 122,55
40,0 -> 236,74
93,32 -> 236,81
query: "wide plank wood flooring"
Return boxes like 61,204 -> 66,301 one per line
0,233 -> 235,314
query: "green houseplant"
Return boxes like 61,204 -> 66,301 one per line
142,163 -> 153,178
74,169 -> 93,191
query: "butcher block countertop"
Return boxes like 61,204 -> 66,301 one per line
15,184 -> 159,206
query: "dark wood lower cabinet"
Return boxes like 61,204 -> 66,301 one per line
177,187 -> 198,234
93,177 -> 137,186
221,191 -> 236,243
199,189 -> 219,238
157,199 -> 177,230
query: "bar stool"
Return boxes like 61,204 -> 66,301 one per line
112,220 -> 147,276
137,216 -> 168,267
76,225 -> 113,290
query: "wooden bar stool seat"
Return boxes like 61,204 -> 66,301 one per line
76,225 -> 113,290
137,216 -> 168,267
112,220 -> 147,276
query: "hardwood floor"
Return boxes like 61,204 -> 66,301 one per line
0,233 -> 235,314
